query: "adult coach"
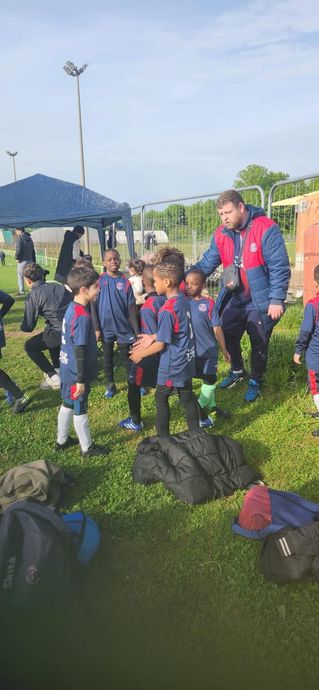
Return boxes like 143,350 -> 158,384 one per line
191,190 -> 290,402
54,226 -> 85,284
14,227 -> 36,296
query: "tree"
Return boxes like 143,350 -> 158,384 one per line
234,164 -> 289,195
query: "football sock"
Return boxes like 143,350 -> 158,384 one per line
313,394 -> 319,412
57,405 -> 73,444
198,383 -> 216,410
73,413 -> 92,452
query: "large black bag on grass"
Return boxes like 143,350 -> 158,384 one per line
133,430 -> 260,505
260,521 -> 319,584
0,500 -> 72,607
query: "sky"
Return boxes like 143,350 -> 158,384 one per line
1,0 -> 319,207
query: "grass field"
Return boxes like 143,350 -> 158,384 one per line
1,259 -> 319,690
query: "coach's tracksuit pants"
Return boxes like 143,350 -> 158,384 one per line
221,300 -> 274,384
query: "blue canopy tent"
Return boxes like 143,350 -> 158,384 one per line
0,173 -> 134,257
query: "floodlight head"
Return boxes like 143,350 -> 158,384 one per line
79,63 -> 88,74
66,60 -> 76,71
6,150 -> 18,157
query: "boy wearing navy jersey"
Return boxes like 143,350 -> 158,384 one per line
131,259 -> 199,437
185,269 -> 230,427
56,265 -> 105,457
294,265 -> 319,437
92,249 -> 139,398
119,265 -> 165,431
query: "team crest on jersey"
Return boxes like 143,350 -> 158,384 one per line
199,303 -> 207,312
250,243 -> 257,252
116,282 -> 124,290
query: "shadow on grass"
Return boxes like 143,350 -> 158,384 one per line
1,501 -> 314,690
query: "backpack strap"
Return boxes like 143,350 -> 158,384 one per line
235,220 -> 253,267
4,500 -> 68,536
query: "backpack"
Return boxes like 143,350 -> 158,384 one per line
260,521 -> 319,584
62,511 -> 100,565
0,500 -> 72,607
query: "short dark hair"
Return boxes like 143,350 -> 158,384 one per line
216,190 -> 245,209
23,263 -> 44,282
14,227 -> 25,233
155,246 -> 185,269
73,225 -> 85,235
67,265 -> 99,295
128,258 -> 145,275
103,248 -> 120,260
314,265 -> 319,284
154,260 -> 184,287
186,269 -> 206,282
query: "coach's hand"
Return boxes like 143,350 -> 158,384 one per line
95,330 -> 101,341
268,304 -> 283,320
293,353 -> 302,365
74,383 -> 85,397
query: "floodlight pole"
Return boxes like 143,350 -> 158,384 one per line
6,151 -> 18,181
63,61 -> 90,254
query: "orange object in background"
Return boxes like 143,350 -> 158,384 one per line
303,222 -> 319,305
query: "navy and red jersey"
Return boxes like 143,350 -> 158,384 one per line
156,292 -> 195,387
295,294 -> 319,372
60,301 -> 97,398
129,292 -> 165,388
140,293 -> 166,335
96,272 -> 136,344
189,296 -> 220,358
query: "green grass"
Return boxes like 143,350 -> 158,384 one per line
1,261 -> 319,690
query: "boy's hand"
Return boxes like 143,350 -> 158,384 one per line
223,350 -> 231,363
132,333 -> 155,351
74,383 -> 85,397
95,330 -> 101,341
130,349 -> 143,364
293,353 -> 301,365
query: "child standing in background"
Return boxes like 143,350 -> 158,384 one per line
128,258 -> 145,304
91,249 -> 139,398
185,269 -> 230,427
294,265 -> 319,437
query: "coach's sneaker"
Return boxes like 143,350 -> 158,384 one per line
199,416 -> 214,429
118,417 -> 144,432
244,379 -> 261,402
219,369 -> 246,389
11,395 -> 30,414
104,383 -> 117,399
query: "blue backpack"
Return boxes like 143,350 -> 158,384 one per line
62,512 -> 100,565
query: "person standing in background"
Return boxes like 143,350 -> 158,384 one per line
14,227 -> 36,296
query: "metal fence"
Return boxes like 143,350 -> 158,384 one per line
132,186 -> 265,263
3,174 -> 319,301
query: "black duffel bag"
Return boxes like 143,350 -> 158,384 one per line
260,521 -> 319,584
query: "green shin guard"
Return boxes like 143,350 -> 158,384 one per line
198,383 -> 216,410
